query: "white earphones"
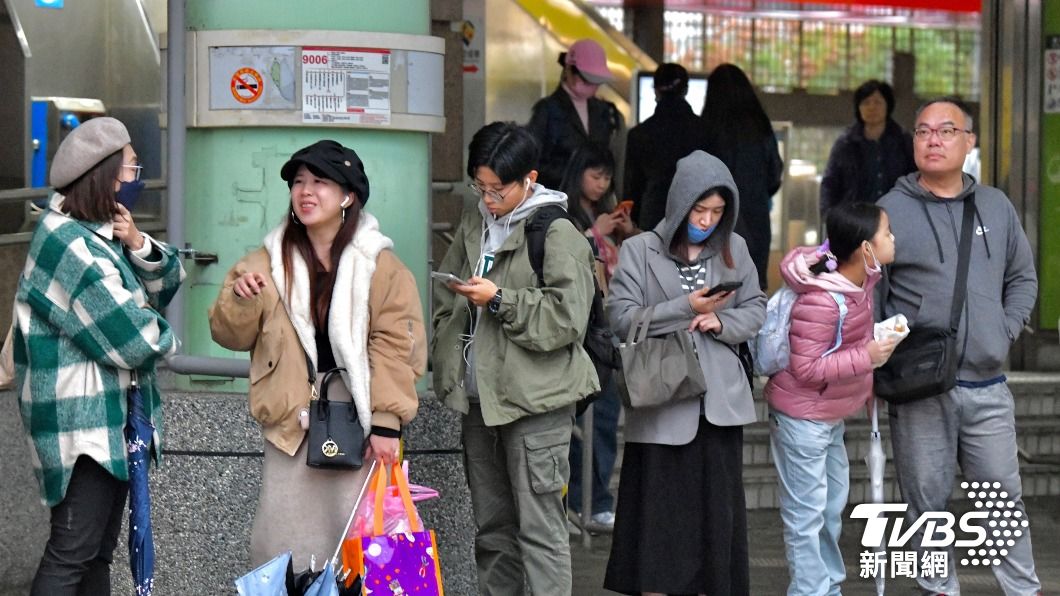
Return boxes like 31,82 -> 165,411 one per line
340,195 -> 352,208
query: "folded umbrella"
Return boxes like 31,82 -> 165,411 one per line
235,551 -> 292,596
125,377 -> 155,596
866,397 -> 887,596
235,461 -> 377,595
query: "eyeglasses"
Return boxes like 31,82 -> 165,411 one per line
122,164 -> 143,181
467,181 -> 518,203
913,126 -> 972,142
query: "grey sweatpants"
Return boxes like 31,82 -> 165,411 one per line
888,382 -> 1041,595
462,403 -> 575,596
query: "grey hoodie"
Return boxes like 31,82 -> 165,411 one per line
607,150 -> 766,444
876,173 -> 1037,382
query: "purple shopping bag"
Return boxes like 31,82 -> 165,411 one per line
351,464 -> 444,595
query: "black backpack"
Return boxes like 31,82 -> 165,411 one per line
525,205 -> 621,415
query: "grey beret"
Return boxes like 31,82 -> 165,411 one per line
49,117 -> 131,189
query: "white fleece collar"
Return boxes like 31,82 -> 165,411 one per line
263,212 -> 393,434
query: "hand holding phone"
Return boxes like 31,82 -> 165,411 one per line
614,200 -> 634,215
430,271 -> 469,287
705,280 -> 742,297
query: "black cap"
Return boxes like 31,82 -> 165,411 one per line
653,63 -> 689,94
280,140 -> 370,205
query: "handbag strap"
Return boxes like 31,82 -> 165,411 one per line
318,367 -> 348,404
372,463 -> 423,535
949,194 -> 976,333
302,351 -> 317,398
624,305 -> 655,345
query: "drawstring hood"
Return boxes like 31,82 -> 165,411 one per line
656,150 -> 740,262
878,171 -> 1038,383
918,199 -> 946,263
894,172 -> 989,261
475,181 -> 568,269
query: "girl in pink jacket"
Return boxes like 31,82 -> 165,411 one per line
765,202 -> 896,596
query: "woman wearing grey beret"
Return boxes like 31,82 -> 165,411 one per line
13,116 -> 186,594
209,140 -> 427,571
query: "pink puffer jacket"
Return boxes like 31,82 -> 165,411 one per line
765,246 -> 880,421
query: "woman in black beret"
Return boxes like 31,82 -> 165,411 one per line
209,140 -> 427,571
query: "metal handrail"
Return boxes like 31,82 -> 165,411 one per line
0,179 -> 167,206
164,354 -> 249,378
0,180 -> 169,246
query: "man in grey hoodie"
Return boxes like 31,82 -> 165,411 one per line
876,98 -> 1041,595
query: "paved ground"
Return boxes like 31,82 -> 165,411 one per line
572,496 -> 1060,595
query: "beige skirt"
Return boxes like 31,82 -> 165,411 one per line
249,376 -> 372,571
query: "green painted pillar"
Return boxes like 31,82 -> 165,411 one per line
1042,8 -> 1060,330
180,1 -> 434,382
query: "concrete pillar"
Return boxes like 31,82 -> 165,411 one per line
892,51 -> 916,129
625,1 -> 665,63
181,1 -> 433,367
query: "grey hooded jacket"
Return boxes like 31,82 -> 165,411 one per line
606,150 -> 767,445
876,173 -> 1037,383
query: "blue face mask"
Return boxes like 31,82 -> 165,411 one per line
687,222 -> 716,244
115,180 -> 145,211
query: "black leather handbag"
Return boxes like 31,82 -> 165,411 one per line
874,196 -> 975,404
305,366 -> 365,469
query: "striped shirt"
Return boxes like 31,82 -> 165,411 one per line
677,261 -> 708,292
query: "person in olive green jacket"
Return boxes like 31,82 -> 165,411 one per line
431,121 -> 599,596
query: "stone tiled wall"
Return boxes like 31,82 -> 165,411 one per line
0,385 -> 476,595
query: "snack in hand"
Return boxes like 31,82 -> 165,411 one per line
874,314 -> 911,344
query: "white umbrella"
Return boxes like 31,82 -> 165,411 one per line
865,397 -> 887,596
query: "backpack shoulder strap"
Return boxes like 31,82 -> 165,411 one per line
525,204 -> 572,287
821,291 -> 848,357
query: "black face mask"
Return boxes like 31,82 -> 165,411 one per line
115,179 -> 145,211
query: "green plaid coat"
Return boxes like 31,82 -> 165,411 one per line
14,195 -> 185,506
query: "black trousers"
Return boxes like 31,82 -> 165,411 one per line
31,456 -> 129,596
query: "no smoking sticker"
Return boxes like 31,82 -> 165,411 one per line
230,67 -> 264,104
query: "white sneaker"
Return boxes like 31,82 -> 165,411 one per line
586,511 -> 615,533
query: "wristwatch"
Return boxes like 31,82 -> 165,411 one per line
487,289 -> 503,314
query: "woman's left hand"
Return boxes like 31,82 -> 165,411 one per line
689,312 -> 723,333
367,434 -> 401,467
112,204 -> 145,251
451,276 -> 499,307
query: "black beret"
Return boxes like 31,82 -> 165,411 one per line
280,140 -> 370,205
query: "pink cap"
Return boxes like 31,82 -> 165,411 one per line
565,39 -> 613,85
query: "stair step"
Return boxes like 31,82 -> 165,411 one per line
740,462 -> 1060,509
600,374 -> 1060,509
738,415 -> 1060,466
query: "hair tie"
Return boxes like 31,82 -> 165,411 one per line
815,239 -> 838,271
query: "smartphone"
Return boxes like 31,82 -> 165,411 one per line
430,271 -> 468,286
614,200 -> 634,215
705,280 -> 743,297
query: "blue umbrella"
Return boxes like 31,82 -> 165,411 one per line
125,380 -> 155,596
235,551 -> 292,596
303,563 -> 339,596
